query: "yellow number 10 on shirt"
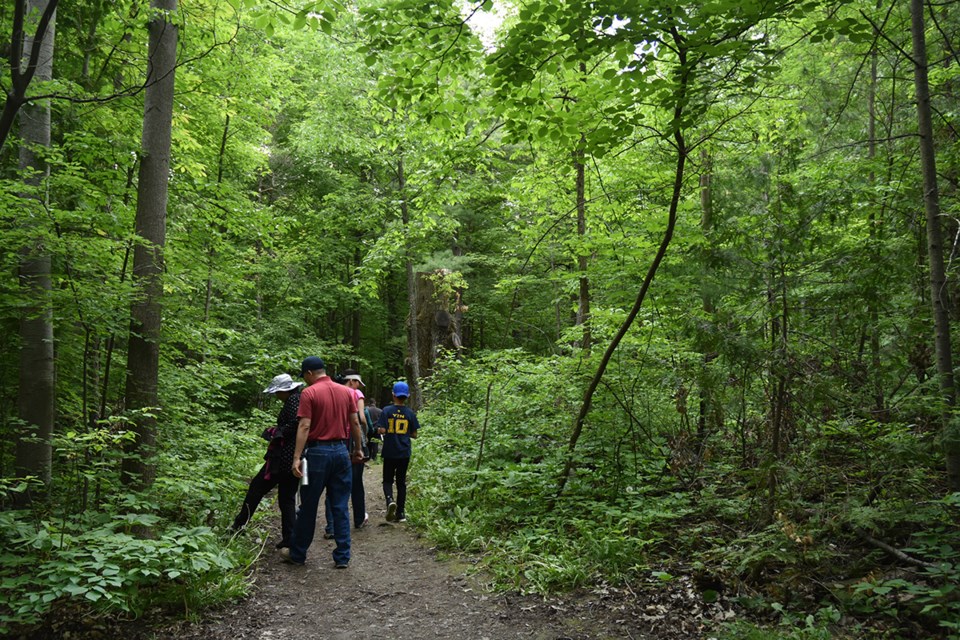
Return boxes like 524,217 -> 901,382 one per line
387,417 -> 409,434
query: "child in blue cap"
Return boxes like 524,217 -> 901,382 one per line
376,381 -> 421,522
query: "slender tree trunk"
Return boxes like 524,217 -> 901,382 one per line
121,0 -> 178,489
398,154 -> 422,409
99,167 -> 136,423
760,149 -> 791,524
698,148 -> 716,442
350,245 -> 362,355
555,39 -> 692,498
766,262 -> 789,524
201,113 -> 231,361
574,139 -> 590,353
13,0 -> 56,500
867,35 -> 886,418
909,0 -> 959,489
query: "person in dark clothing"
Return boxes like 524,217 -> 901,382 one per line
377,381 -> 420,523
232,373 -> 303,548
366,397 -> 382,461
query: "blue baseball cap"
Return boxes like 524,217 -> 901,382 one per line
392,381 -> 409,398
300,356 -> 326,376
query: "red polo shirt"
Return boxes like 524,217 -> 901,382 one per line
297,376 -> 357,441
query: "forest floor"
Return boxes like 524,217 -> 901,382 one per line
43,463 -> 739,640
159,463 -> 738,640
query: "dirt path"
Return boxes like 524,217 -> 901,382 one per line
158,463 -> 720,640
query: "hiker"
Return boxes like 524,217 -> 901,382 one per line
376,381 -> 421,523
365,396 -> 382,461
283,356 -> 364,568
323,368 -> 370,537
231,373 -> 303,549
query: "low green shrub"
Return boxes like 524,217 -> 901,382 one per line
0,511 -> 248,629
0,412 -> 267,632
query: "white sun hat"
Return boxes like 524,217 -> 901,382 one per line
263,373 -> 304,394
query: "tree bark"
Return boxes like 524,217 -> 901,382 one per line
697,148 -> 717,442
13,0 -> 56,500
414,269 -> 463,379
910,0 -> 959,489
398,154 -> 422,410
574,138 -> 590,353
866,33 -> 886,419
350,245 -> 362,356
415,272 -> 434,378
121,0 -> 178,489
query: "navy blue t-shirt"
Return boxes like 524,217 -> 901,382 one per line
377,404 -> 420,459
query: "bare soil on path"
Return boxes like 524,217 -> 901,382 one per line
153,463 -> 725,640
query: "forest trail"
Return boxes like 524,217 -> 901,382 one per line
156,463 -> 718,640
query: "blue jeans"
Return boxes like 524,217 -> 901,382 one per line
290,442 -> 352,565
325,462 -> 366,531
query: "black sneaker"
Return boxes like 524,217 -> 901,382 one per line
396,512 -> 406,522
334,561 -> 349,569
323,531 -> 335,539
386,502 -> 398,522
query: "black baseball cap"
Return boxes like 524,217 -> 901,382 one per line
300,356 -> 326,376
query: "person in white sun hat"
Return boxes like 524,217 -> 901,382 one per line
231,373 -> 304,549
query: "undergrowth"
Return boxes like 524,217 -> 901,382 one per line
411,353 -> 960,639
0,412 -> 267,634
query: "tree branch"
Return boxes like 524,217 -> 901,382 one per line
0,0 -> 60,148
857,529 -> 939,570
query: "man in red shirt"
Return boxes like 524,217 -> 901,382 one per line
284,356 -> 363,567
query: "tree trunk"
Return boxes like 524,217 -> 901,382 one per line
697,148 -> 717,442
866,34 -> 886,419
13,0 -> 56,500
909,0 -> 960,489
398,154 -> 422,410
766,262 -> 789,524
414,269 -> 463,379
350,245 -> 362,356
121,0 -> 178,489
555,50 -> 692,500
760,148 -> 791,524
574,140 -> 590,353
415,272 -> 434,378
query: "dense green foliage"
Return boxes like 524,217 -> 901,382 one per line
1,0 -> 959,637
415,355 -> 960,637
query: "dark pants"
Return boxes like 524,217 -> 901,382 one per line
382,456 -> 411,515
291,442 -> 352,565
325,462 -> 366,530
232,464 -> 299,547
